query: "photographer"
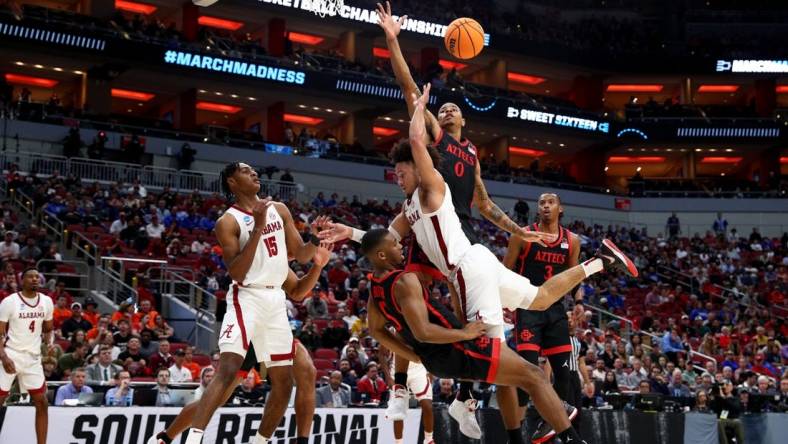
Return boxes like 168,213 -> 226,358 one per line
709,380 -> 745,444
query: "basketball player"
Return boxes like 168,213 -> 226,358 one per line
180,162 -> 323,444
361,228 -> 590,444
321,85 -> 638,441
380,342 -> 435,444
502,193 -> 581,443
147,260 -> 332,444
0,268 -> 53,444
376,3 -> 553,437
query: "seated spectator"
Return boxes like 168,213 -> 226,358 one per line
132,299 -> 159,331
152,314 -> 176,341
591,359 -> 606,382
0,231 -> 20,260
148,339 -> 174,373
191,234 -> 211,254
87,314 -> 111,342
109,212 -> 127,235
138,329 -> 159,357
183,346 -> 201,381
54,367 -> 92,405
434,378 -> 457,404
231,372 -> 265,406
86,346 -> 123,386
304,288 -> 329,318
155,368 -> 172,406
356,361 -> 387,404
339,359 -> 358,388
61,302 -> 93,339
668,369 -> 692,397
43,356 -> 62,381
52,295 -> 72,330
91,332 -> 121,361
349,309 -> 368,337
194,366 -> 215,401
81,297 -> 100,327
343,346 -> 366,375
694,389 -> 711,413
118,337 -> 150,377
754,375 -> 776,396
321,320 -> 351,349
65,329 -> 87,353
112,319 -> 134,350
297,318 -> 321,350
111,302 -> 134,329
18,237 -> 42,263
168,349 -> 193,383
58,342 -> 88,376
104,370 -> 134,406
316,370 -> 351,408
602,371 -> 620,394
340,336 -> 368,363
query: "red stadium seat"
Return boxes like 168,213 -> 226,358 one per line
315,369 -> 329,381
55,339 -> 70,351
66,224 -> 85,233
170,342 -> 188,353
312,358 -> 335,370
313,319 -> 329,331
192,353 -> 211,367
56,264 -> 77,273
87,226 -> 105,234
314,348 -> 339,360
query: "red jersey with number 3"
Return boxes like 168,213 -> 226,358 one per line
432,130 -> 479,244
515,224 -> 574,287
226,204 -> 288,288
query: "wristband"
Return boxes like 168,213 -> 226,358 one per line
309,234 -> 320,246
388,226 -> 402,243
351,228 -> 365,243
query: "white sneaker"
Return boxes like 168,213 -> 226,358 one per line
448,398 -> 481,439
146,434 -> 166,444
385,386 -> 409,421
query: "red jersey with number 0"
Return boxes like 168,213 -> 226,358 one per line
432,130 -> 479,244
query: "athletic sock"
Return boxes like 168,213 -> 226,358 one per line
507,428 -> 525,444
296,438 -> 309,444
456,382 -> 473,402
253,431 -> 269,444
580,258 -> 603,277
423,431 -> 434,443
184,429 -> 204,444
557,426 -> 585,443
156,432 -> 173,444
394,439 -> 404,444
394,372 -> 408,387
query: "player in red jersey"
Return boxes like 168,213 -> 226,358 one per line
0,268 -> 54,444
504,193 -> 583,443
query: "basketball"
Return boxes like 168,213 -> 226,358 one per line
444,18 -> 485,59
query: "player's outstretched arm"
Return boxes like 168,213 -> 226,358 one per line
275,202 -> 317,264
283,241 -> 333,301
376,1 -> 441,142
409,84 -> 443,194
502,234 -> 525,270
396,273 -> 486,344
317,213 -> 411,244
368,299 -> 421,363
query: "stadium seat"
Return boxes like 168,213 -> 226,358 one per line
315,369 -> 330,381
170,342 -> 188,353
314,348 -> 339,360
192,353 -> 211,367
312,358 -> 336,370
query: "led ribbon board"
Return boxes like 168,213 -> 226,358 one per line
335,79 -> 437,104
716,59 -> 788,73
0,22 -> 106,50
257,0 -> 491,45
506,106 -> 610,134
677,127 -> 780,138
163,50 -> 306,85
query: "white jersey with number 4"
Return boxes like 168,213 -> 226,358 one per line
226,204 -> 289,288
402,182 -> 472,277
0,293 -> 53,355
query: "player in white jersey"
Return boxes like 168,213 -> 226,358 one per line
182,162 -> 324,444
320,84 -> 639,439
0,267 -> 53,444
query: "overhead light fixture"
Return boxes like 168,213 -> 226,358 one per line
115,0 -> 157,15
230,94 -> 238,98
338,110 -> 346,114
698,85 -> 739,93
509,146 -> 547,157
780,157 -> 788,164
700,157 -> 742,164
606,84 -> 664,92
4,73 -> 58,88
248,97 -> 256,101
373,47 -> 391,58
53,67 -> 63,72
196,101 -> 242,114
198,16 -> 244,31
14,61 -> 24,66
287,32 -> 325,45
283,113 -> 324,125
373,126 -> 399,137
297,104 -> 307,108
776,85 -> 788,93
439,59 -> 468,70
33,64 -> 43,69
507,72 -> 546,85
607,156 -> 665,163
112,88 -> 155,101
74,70 -> 84,75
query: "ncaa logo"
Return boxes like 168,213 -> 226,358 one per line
243,215 -> 252,225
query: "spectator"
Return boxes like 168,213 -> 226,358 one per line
118,337 -> 150,376
694,389 -> 711,413
712,212 -> 728,234
666,213 -> 681,238
43,357 -> 62,381
61,302 -> 93,339
194,366 -> 215,401
58,342 -> 88,375
152,314 -> 176,341
155,368 -> 172,406
280,169 -> 294,183
138,329 -> 159,357
349,309 -> 368,337
356,361 -> 387,404
48,281 -> 74,307
132,299 -> 159,331
182,346 -> 201,381
591,359 -> 606,382
514,198 -> 530,224
602,371 -> 620,394
297,318 -> 321,350
755,376 -> 775,396
304,287 -> 328,318
582,382 -> 604,408
18,237 -> 41,263
338,304 -> 358,329
52,295 -> 72,330
668,369 -> 692,397
661,328 -> 685,364
177,143 -> 197,170
340,337 -> 368,363
86,346 -> 123,386
109,212 -> 127,235
148,339 -> 173,373
434,378 -> 457,404
338,359 -> 358,388
54,367 -> 92,405
231,372 -> 265,405
81,297 -> 100,327
190,234 -> 211,254
0,231 -> 19,260
105,370 -> 134,406
145,214 -> 165,239
112,319 -> 133,350
168,349 -> 193,382
316,370 -> 351,407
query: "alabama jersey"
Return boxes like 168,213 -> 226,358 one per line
0,292 -> 53,355
226,204 -> 288,288
402,183 -> 472,278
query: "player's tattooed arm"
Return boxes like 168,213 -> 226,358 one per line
368,299 -> 421,363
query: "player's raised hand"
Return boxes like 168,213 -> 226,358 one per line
313,241 -> 334,268
1,355 -> 16,374
411,83 -> 431,112
252,197 -> 273,228
461,320 -> 487,340
376,1 -> 406,39
310,215 -> 333,233
516,228 -> 557,247
316,222 -> 353,243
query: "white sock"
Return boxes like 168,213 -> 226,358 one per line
424,431 -> 434,443
184,428 -> 204,444
580,258 -> 603,277
395,439 -> 404,444
253,432 -> 269,444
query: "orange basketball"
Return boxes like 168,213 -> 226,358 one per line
444,18 -> 485,60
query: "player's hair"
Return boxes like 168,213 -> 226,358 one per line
220,162 -> 241,200
360,228 -> 390,257
388,139 -> 441,166
21,266 -> 38,277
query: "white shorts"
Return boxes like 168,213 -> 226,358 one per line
450,244 -> 538,336
0,347 -> 46,396
218,285 -> 294,368
407,362 -> 432,401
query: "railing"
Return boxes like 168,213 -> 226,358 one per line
35,259 -> 90,296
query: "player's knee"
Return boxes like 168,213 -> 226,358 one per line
520,361 -> 548,392
32,396 -> 48,408
296,362 -> 316,387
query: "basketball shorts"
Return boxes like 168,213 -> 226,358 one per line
450,245 -> 538,333
219,285 -> 293,368
422,337 -> 502,384
407,362 -> 432,401
515,303 -> 571,358
0,348 -> 46,395
239,339 -> 303,374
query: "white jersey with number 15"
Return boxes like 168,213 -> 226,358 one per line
226,204 -> 289,288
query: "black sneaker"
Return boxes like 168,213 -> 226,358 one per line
596,239 -> 638,277
531,403 -> 578,444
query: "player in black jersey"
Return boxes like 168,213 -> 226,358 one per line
377,3 -> 553,436
361,228 -> 589,444
503,193 -> 581,443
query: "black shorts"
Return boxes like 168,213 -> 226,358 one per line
422,337 -> 502,384
515,303 -> 570,359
